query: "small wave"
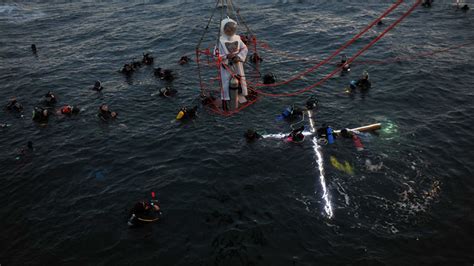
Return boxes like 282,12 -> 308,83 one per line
0,4 -> 45,23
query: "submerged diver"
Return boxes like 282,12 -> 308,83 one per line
263,73 -> 276,84
338,54 -> 351,72
154,68 -> 175,81
128,200 -> 162,227
349,71 -> 371,91
339,128 -> 364,151
215,18 -> 249,111
178,56 -> 191,65
158,87 -> 177,98
98,104 -> 118,121
43,91 -> 57,107
5,97 -> 24,112
287,125 -> 305,143
176,106 -> 198,121
461,4 -> 469,11
244,129 -> 262,142
277,105 -> 304,121
31,44 -> 37,54
317,125 -> 335,145
142,53 -> 154,65
120,63 -> 135,76
32,107 -> 50,123
422,0 -> 433,8
16,141 -> 34,160
92,81 -> 104,92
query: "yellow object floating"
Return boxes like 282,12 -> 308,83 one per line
176,111 -> 184,120
330,156 -> 354,175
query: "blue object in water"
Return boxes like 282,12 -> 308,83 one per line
95,171 -> 105,181
282,107 -> 292,118
327,127 -> 334,144
350,80 -> 357,90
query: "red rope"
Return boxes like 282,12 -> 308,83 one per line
254,0 -> 422,97
247,0 -> 404,88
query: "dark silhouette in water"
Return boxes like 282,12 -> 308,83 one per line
5,97 -> 23,112
154,68 -> 175,81
142,53 -> 154,65
92,81 -> 104,92
178,56 -> 190,65
422,0 -> 433,8
98,104 -> 118,121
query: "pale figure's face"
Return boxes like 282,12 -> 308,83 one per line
224,22 -> 237,37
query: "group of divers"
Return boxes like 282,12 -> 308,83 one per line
4,1 -> 469,227
4,45 -> 372,227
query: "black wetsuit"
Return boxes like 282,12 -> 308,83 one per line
245,130 -> 262,142
182,107 -> 198,120
43,93 -> 57,107
356,78 -> 371,90
5,100 -> 23,112
128,201 -> 161,227
159,88 -> 177,97
142,54 -> 154,65
32,107 -> 49,123
263,73 -> 276,84
98,110 -> 116,121
422,0 -> 433,8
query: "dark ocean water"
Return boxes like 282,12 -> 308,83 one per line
1,1 -> 474,265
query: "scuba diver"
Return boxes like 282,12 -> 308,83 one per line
5,97 -> 24,112
244,129 -> 262,142
92,81 -> 104,92
154,68 -> 175,81
128,199 -> 162,227
317,124 -> 335,145
215,17 -> 249,111
277,105 -> 305,121
339,128 -> 364,151
338,54 -> 351,73
43,91 -> 57,107
15,141 -> 34,160
57,105 -> 80,116
349,70 -> 371,91
263,73 -> 276,84
461,4 -> 469,11
120,63 -> 135,76
32,107 -> 50,123
178,56 -> 191,65
422,0 -> 433,8
287,125 -> 305,143
142,53 -> 154,65
176,106 -> 198,121
132,60 -> 142,69
98,104 -> 118,121
158,87 -> 177,98
31,44 -> 37,54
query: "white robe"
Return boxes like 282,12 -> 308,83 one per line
215,18 -> 248,101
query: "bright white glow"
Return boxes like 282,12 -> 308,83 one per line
262,131 -> 313,139
312,137 -> 333,218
